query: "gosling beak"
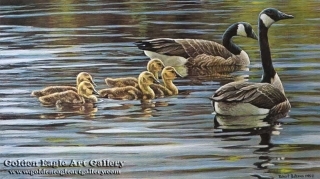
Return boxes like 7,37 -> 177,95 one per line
154,78 -> 160,84
279,11 -> 294,20
90,79 -> 97,87
249,31 -> 258,40
161,63 -> 165,69
92,89 -> 100,95
174,70 -> 183,78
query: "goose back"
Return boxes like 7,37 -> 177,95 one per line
135,22 -> 258,67
31,86 -> 77,97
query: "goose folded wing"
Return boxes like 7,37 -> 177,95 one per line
212,82 -> 288,109
186,54 -> 238,67
176,39 -> 233,59
136,38 -> 188,58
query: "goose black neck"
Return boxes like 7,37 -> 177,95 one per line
259,19 -> 276,83
222,29 -> 242,55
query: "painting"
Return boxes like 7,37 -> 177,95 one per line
1,0 -> 319,178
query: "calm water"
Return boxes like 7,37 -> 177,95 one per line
1,1 -> 320,178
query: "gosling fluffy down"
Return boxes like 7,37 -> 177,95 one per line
38,81 -> 99,106
31,72 -> 96,97
99,71 -> 160,100
105,58 -> 164,88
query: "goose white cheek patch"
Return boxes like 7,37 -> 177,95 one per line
237,24 -> 247,37
260,14 -> 275,28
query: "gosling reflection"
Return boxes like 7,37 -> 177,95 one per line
56,102 -> 98,115
38,103 -> 98,119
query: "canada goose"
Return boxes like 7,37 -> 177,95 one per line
135,22 -> 257,67
151,66 -> 182,97
38,81 -> 99,106
31,72 -> 96,97
99,71 -> 160,100
210,8 -> 293,116
105,58 -> 165,88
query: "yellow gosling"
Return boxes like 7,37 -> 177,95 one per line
151,66 -> 182,97
31,72 -> 96,97
38,81 -> 99,106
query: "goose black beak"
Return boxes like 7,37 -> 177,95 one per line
250,31 -> 258,40
279,12 -> 294,20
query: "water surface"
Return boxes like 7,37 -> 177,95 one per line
1,0 -> 320,178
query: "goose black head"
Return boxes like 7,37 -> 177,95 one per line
225,22 -> 258,40
259,8 -> 294,28
239,22 -> 258,40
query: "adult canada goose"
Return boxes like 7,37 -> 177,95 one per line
38,81 -> 99,106
151,66 -> 182,97
31,72 -> 96,97
135,22 -> 257,67
210,8 -> 293,116
105,58 -> 164,88
99,71 -> 160,100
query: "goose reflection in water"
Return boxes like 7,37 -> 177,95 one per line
213,112 -> 288,175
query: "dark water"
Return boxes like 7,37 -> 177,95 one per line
1,1 -> 320,178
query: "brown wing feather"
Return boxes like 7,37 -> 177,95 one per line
185,54 -> 238,67
136,38 -> 189,58
136,38 -> 234,59
176,39 -> 233,59
212,81 -> 289,110
38,90 -> 83,105
187,63 -> 245,79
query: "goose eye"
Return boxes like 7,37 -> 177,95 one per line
268,10 -> 274,16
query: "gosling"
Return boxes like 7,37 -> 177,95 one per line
31,72 -> 96,97
38,81 -> 99,106
151,66 -> 182,97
